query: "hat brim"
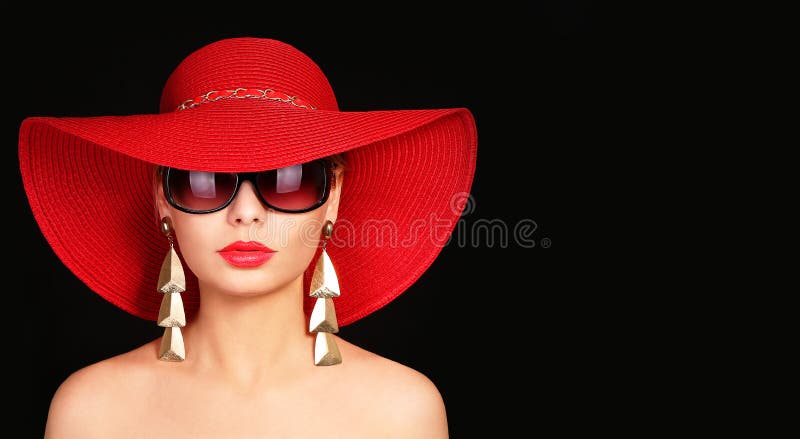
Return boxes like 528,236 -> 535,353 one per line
19,99 -> 477,326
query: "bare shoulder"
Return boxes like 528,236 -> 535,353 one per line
44,340 -> 159,438
337,338 -> 449,438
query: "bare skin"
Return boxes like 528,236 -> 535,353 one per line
44,165 -> 448,438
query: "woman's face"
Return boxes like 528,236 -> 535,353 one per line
156,166 -> 342,296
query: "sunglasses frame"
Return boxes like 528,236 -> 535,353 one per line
162,159 -> 333,214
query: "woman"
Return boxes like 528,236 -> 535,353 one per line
21,37 -> 477,438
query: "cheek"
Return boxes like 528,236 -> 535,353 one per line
268,214 -> 326,269
171,215 -> 221,273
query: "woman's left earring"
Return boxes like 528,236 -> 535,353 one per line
309,220 -> 342,366
157,217 -> 187,361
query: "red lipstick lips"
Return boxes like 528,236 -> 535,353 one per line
218,241 -> 275,267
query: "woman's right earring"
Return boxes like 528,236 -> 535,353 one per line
157,217 -> 187,361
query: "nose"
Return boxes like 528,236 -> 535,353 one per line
227,181 -> 268,225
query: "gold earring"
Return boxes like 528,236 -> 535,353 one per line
309,220 -> 342,366
157,217 -> 187,361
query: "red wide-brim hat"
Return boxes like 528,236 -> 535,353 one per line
18,37 -> 477,326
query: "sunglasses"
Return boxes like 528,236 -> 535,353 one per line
163,159 -> 333,214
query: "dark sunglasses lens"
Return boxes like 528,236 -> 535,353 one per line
167,170 -> 237,212
257,161 -> 327,211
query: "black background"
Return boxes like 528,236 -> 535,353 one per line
8,4 -> 607,437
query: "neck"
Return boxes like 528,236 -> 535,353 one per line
181,275 -> 313,383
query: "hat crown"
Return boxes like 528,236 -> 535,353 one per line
159,38 -> 339,113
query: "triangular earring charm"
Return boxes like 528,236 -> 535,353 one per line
158,293 -> 186,327
158,247 -> 186,294
309,297 -> 339,333
314,332 -> 342,366
158,327 -> 185,361
310,249 -> 340,298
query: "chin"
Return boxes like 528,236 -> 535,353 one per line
221,288 -> 273,297
222,272 -> 297,295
